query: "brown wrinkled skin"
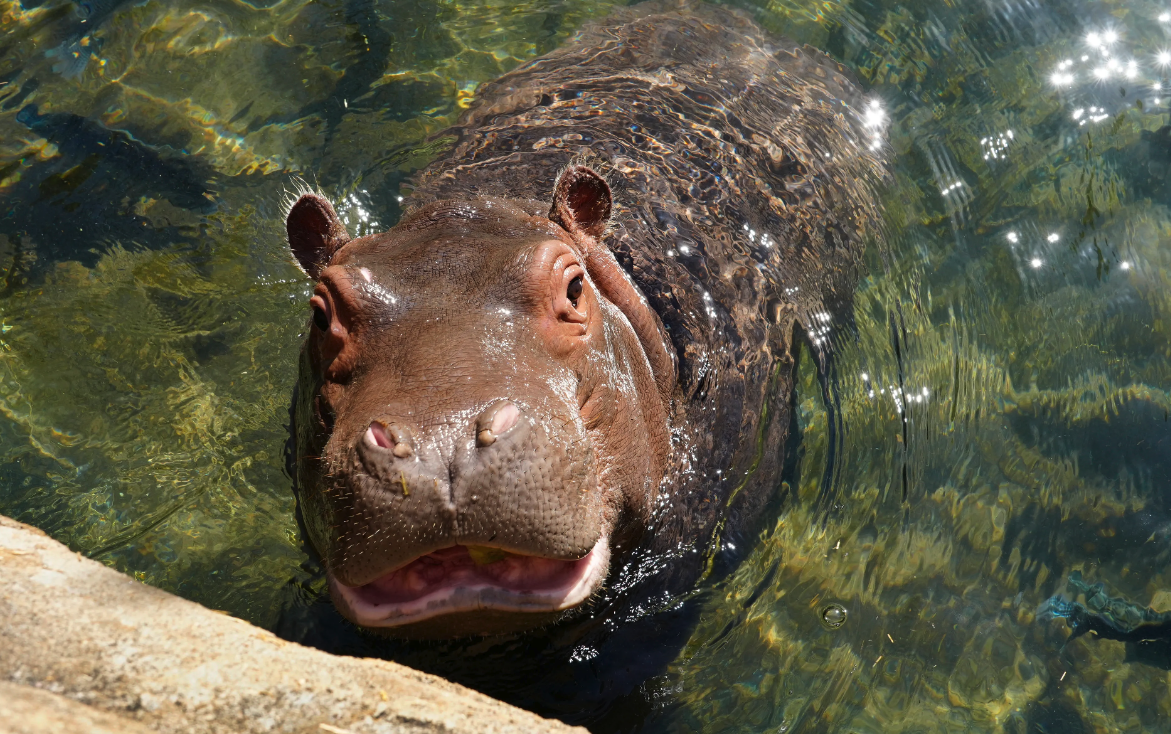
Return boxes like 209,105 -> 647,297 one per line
289,2 -> 886,639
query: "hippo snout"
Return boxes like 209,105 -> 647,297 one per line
316,395 -> 609,632
334,398 -> 602,591
353,399 -> 550,511
363,400 -> 520,459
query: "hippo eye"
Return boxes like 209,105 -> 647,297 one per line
312,303 -> 329,331
567,275 -> 583,308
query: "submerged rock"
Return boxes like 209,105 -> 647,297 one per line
1038,571 -> 1171,670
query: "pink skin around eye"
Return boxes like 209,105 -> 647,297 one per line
526,242 -> 595,357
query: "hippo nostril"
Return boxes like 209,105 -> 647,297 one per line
476,401 -> 520,447
366,421 -> 414,458
491,403 -> 520,434
366,423 -> 392,449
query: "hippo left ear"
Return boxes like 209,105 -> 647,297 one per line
549,165 -> 611,238
287,193 -> 351,279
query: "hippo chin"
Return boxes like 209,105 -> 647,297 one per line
287,2 -> 885,641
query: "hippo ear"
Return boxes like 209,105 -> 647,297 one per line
550,166 -> 678,401
287,193 -> 351,279
549,165 -> 611,238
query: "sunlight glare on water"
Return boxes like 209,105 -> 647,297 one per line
1,0 -> 1171,731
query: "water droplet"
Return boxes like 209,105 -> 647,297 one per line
821,603 -> 848,629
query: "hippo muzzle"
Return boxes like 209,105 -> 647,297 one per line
327,395 -> 608,630
286,168 -> 673,636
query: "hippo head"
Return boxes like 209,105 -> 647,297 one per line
286,167 -> 675,636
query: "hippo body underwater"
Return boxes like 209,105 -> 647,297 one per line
283,1 -> 885,720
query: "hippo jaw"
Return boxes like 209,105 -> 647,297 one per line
286,166 -> 674,636
329,537 -> 610,631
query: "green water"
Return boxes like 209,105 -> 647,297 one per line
2,0 -> 1171,730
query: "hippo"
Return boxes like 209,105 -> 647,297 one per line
282,0 -> 886,719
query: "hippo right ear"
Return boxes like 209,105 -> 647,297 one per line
287,193 -> 351,279
549,165 -> 611,238
549,165 -> 678,401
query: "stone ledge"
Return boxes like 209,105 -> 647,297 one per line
0,515 -> 586,734
0,681 -> 158,734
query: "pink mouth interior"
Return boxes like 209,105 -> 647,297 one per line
349,545 -> 592,606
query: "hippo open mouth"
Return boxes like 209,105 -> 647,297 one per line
330,537 -> 610,628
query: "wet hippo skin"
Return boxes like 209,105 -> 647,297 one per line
284,0 -> 886,708
288,184 -> 668,636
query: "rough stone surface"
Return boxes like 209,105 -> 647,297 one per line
0,681 -> 158,734
0,515 -> 586,734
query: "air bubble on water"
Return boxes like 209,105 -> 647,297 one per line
820,603 -> 848,629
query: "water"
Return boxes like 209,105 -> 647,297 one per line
2,0 -> 1170,731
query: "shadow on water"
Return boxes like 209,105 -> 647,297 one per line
3,104 -> 217,266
